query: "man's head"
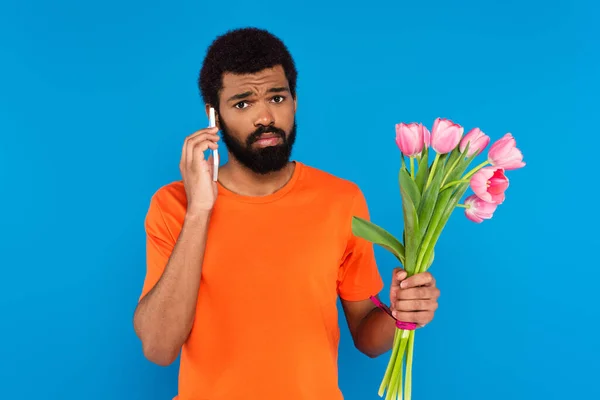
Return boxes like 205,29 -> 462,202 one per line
198,27 -> 298,174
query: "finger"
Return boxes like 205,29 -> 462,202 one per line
396,287 -> 440,300
392,311 -> 433,325
389,267 -> 407,310
187,138 -> 218,169
391,267 -> 407,289
182,133 -> 219,169
185,127 -> 219,141
184,131 -> 219,159
394,299 -> 438,312
400,271 -> 434,289
191,140 -> 218,170
185,133 -> 220,150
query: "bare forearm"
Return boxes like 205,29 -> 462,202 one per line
355,308 -> 397,358
134,212 -> 210,365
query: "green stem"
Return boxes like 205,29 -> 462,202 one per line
440,178 -> 470,192
416,182 -> 471,274
385,332 -> 408,400
379,329 -> 402,396
455,203 -> 468,208
404,330 -> 415,400
410,157 -> 415,180
413,188 -> 453,274
440,153 -> 462,186
463,160 -> 490,180
424,153 -> 440,190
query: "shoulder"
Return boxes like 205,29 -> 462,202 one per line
145,180 -> 187,228
298,162 -> 364,202
149,180 -> 186,208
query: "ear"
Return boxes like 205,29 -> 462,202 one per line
293,96 -> 297,113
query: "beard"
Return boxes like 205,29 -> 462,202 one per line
218,116 -> 297,175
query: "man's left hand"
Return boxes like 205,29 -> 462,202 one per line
389,268 -> 440,328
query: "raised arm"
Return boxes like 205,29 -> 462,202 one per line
133,126 -> 220,366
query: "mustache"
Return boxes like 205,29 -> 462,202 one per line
247,125 -> 287,144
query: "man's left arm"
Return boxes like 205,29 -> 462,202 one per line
341,269 -> 440,358
338,188 -> 440,358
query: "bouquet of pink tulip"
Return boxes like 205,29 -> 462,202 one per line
352,117 -> 525,400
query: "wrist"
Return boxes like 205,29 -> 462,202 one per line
184,208 -> 212,224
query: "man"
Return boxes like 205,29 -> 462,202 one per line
133,27 -> 440,400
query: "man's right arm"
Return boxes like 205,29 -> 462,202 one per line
133,211 -> 210,366
133,125 -> 220,366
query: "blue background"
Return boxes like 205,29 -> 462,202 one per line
1,0 -> 597,399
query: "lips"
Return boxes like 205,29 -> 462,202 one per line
257,133 -> 280,141
253,133 -> 282,147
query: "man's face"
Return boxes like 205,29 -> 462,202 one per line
215,65 -> 297,174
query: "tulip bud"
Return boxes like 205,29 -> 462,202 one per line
464,194 -> 498,223
430,118 -> 463,154
459,128 -> 490,157
488,133 -> 526,170
395,122 -> 426,157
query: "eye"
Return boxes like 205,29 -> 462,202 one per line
271,95 -> 285,103
234,101 -> 249,109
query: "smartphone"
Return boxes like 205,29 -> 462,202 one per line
209,107 -> 219,181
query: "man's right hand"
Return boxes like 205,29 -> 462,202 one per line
179,127 -> 220,215
135,127 -> 219,365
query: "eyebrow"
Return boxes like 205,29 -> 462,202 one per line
227,86 -> 290,102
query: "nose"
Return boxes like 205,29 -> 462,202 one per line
253,103 -> 275,128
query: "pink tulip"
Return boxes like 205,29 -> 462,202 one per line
487,133 -> 526,170
423,124 -> 431,148
459,128 -> 490,157
395,122 -> 426,157
469,166 -> 509,204
430,118 -> 464,154
464,194 -> 498,223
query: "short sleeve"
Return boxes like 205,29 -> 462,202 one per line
139,193 -> 176,301
336,188 -> 385,301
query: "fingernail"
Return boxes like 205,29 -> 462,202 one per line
400,281 -> 407,288
392,311 -> 397,318
397,272 -> 406,280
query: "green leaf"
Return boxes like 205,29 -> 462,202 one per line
414,187 -> 453,273
415,148 -> 429,193
425,249 -> 435,270
441,143 -> 467,186
418,182 -> 470,273
399,183 -> 419,275
399,166 -> 421,209
352,216 -> 405,265
416,153 -> 447,240
445,146 -> 462,175
445,145 -> 478,186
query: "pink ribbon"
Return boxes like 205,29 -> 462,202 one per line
370,295 -> 417,330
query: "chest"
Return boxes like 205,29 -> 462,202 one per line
199,200 -> 349,297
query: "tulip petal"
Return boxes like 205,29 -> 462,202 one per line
465,208 -> 483,223
422,125 -> 431,148
464,193 -> 498,223
469,167 -> 508,204
489,133 -> 515,160
396,122 -> 424,157
496,147 -> 526,170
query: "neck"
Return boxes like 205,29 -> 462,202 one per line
218,157 -> 296,197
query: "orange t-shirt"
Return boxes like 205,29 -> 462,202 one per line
140,161 -> 384,400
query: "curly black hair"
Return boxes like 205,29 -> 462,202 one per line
198,27 -> 298,111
